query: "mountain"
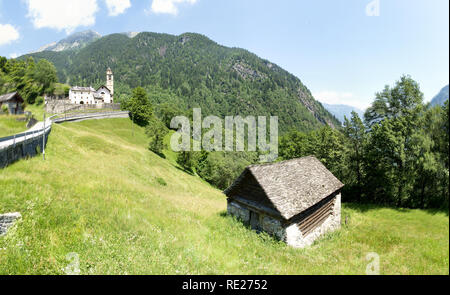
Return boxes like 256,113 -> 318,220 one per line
430,85 -> 449,106
120,32 -> 140,38
322,103 -> 365,124
21,32 -> 340,132
34,30 -> 102,53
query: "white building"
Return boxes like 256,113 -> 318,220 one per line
97,85 -> 112,103
69,68 -> 114,105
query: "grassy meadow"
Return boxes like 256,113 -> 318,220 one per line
0,115 -> 28,138
0,118 -> 448,275
0,104 -> 48,138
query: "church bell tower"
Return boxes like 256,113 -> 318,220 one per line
106,67 -> 114,100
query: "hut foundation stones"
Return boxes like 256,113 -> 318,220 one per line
228,195 -> 341,247
224,156 -> 344,248
227,201 -> 286,240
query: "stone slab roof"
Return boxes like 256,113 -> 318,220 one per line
0,92 -> 24,103
224,156 -> 344,220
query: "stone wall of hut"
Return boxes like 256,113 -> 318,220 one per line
227,201 -> 286,241
227,194 -> 341,248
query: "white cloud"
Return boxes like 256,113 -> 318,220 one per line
0,24 -> 19,46
313,91 -> 370,110
105,0 -> 131,16
9,53 -> 18,59
25,0 -> 99,34
150,0 -> 197,15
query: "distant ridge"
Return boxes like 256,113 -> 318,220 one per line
430,85 -> 449,106
33,30 -> 101,53
322,103 -> 365,124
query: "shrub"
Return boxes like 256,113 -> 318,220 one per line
36,96 -> 44,106
176,151 -> 197,173
156,177 -> 167,186
146,117 -> 169,156
123,87 -> 153,127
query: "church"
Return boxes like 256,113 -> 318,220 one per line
69,68 -> 114,105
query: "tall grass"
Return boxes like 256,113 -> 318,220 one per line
0,118 -> 448,274
0,115 -> 27,138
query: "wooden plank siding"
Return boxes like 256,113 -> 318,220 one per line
297,197 -> 335,236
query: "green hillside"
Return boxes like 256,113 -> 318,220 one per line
22,32 -> 340,132
0,118 -> 448,275
0,115 -> 28,138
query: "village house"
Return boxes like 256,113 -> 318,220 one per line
69,68 -> 114,105
224,156 -> 344,248
0,92 -> 25,115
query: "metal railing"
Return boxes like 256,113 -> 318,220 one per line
0,116 -> 56,146
0,111 -> 129,153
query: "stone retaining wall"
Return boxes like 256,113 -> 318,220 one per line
45,100 -> 121,114
0,126 -> 51,169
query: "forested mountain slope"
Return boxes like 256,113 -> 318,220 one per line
22,32 -> 340,132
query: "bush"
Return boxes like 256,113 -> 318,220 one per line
1,105 -> 8,114
155,103 -> 185,129
146,116 -> 169,156
36,96 -> 44,106
196,152 -> 256,190
176,151 -> 197,173
156,177 -> 167,186
123,87 -> 153,127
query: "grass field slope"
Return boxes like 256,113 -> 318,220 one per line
0,118 -> 448,275
0,115 -> 28,138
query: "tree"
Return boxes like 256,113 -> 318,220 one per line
365,75 -> 424,127
33,59 -> 57,93
146,117 -> 169,156
279,130 -> 312,160
0,57 -> 59,104
123,87 -> 153,126
364,76 -> 425,207
176,151 -> 197,173
343,112 -> 367,201
0,56 -> 7,72
196,152 -> 255,190
309,126 -> 346,180
156,103 -> 185,129
410,102 -> 449,208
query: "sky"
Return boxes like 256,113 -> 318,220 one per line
0,0 -> 448,110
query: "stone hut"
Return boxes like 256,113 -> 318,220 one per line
0,92 -> 24,115
224,156 -> 344,248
